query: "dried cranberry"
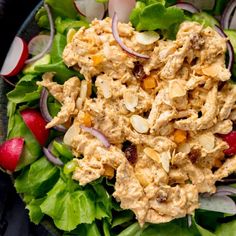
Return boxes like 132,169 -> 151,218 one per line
123,142 -> 137,165
188,148 -> 201,164
132,62 -> 146,80
222,131 -> 236,155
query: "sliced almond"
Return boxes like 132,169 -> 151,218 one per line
97,80 -> 111,98
169,80 -> 186,99
67,28 -> 76,44
160,151 -> 171,173
177,142 -> 191,154
202,64 -> 218,77
80,80 -> 88,99
123,92 -> 138,112
130,115 -> 149,134
63,123 -> 80,146
197,132 -> 215,151
136,31 -> 160,45
144,147 -> 160,163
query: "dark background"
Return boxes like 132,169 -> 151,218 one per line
0,0 -> 51,235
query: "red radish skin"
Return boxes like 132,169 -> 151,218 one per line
0,36 -> 28,77
0,138 -> 24,172
222,131 -> 236,155
20,109 -> 50,146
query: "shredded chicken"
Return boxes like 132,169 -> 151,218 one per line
39,19 -> 236,226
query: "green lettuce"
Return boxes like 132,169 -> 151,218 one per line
7,74 -> 41,104
130,2 -> 184,32
55,17 -> 88,34
40,177 -> 96,231
15,156 -> 60,197
215,220 -> 236,236
45,0 -> 78,19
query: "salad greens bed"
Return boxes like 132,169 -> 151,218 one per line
4,0 -> 236,235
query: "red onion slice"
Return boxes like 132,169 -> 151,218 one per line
80,125 -> 111,148
173,2 -> 200,13
40,88 -> 67,132
221,0 -> 236,29
177,0 -> 215,11
43,147 -> 64,166
25,3 -> 54,64
214,25 -> 235,72
108,0 -> 136,23
112,12 -> 150,59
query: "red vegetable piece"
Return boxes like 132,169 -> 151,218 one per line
0,138 -> 24,172
20,109 -> 49,146
0,36 -> 28,77
222,131 -> 236,155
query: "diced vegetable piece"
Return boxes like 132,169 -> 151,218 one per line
142,76 -> 156,90
103,164 -> 115,178
53,140 -> 73,160
0,36 -> 28,77
174,130 -> 187,144
0,138 -> 24,171
63,160 -> 77,174
82,112 -> 92,127
20,109 -> 50,146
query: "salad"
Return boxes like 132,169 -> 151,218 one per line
1,0 -> 236,235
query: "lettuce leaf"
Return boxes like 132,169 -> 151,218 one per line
45,0 -> 78,19
130,2 -> 184,32
40,177 -> 96,231
7,74 -> 41,104
215,220 -> 236,236
26,197 -> 46,224
55,17 -> 88,34
15,156 -> 60,197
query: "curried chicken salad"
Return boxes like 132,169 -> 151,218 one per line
1,0 -> 236,235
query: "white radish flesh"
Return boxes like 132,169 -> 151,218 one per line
0,36 -> 28,77
28,35 -> 51,56
74,0 -> 105,21
108,0 -> 136,23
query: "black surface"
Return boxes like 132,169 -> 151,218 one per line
0,1 -> 51,235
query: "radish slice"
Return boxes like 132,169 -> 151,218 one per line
112,12 -> 150,59
0,138 -> 24,172
20,109 -> 50,146
0,36 -> 28,77
136,31 -> 160,45
25,3 -> 54,64
74,0 -> 86,16
108,0 -> 136,23
28,35 -> 51,56
199,195 -> 236,214
74,0 -> 105,21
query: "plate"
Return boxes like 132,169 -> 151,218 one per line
0,1 -> 62,235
